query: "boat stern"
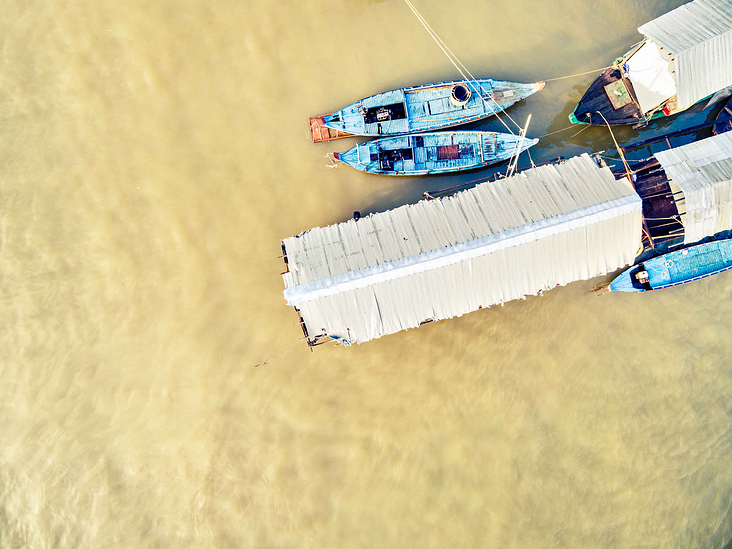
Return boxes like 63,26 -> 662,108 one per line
569,66 -> 644,126
568,108 -> 589,125
525,137 -> 540,150
489,80 -> 547,110
323,111 -> 347,131
333,143 -> 373,172
609,271 -> 639,292
609,264 -> 649,292
322,105 -> 366,135
520,81 -> 546,99
497,135 -> 540,161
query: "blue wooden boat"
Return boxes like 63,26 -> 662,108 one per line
333,131 -> 538,176
310,79 -> 545,142
609,238 -> 732,292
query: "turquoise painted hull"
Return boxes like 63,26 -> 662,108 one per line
334,131 -> 539,176
322,79 -> 545,137
609,238 -> 732,292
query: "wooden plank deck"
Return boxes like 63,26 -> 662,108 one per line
309,114 -> 356,143
573,67 -> 643,125
615,158 -> 684,248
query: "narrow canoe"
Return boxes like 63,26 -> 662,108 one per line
311,79 -> 545,141
609,238 -> 732,292
333,131 -> 539,176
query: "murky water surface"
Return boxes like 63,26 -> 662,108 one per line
1,0 -> 731,547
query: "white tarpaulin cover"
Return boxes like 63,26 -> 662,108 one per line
282,155 -> 642,345
638,0 -> 732,110
626,40 -> 677,113
655,132 -> 732,244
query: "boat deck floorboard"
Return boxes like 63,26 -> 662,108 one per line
574,67 -> 643,125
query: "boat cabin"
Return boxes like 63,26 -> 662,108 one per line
362,102 -> 407,126
571,0 -> 732,126
631,265 -> 652,290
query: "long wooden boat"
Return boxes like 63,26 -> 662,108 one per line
609,238 -> 732,292
714,96 -> 732,135
569,38 -> 690,127
310,79 -> 545,142
570,0 -> 732,127
333,131 -> 538,176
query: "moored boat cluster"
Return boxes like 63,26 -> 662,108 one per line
313,79 -> 545,176
285,0 -> 732,347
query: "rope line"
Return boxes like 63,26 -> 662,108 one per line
544,66 -> 611,82
568,124 -> 592,140
255,343 -> 305,367
538,124 -> 580,138
596,111 -> 632,178
536,123 -> 591,140
403,0 -> 520,135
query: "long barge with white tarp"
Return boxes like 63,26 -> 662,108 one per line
570,0 -> 732,127
281,154 -> 643,346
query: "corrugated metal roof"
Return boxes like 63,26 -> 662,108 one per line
281,155 -> 642,345
654,132 -> 732,244
638,0 -> 732,109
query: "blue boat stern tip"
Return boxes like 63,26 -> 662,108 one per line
608,268 -> 645,292
323,112 -> 345,130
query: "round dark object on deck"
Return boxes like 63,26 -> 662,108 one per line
353,211 -> 361,221
450,83 -> 471,107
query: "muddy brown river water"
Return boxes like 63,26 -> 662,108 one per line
1,0 -> 731,547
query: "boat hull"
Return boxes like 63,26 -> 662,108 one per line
609,238 -> 732,292
569,40 -> 684,126
334,131 -> 539,176
315,79 -> 545,140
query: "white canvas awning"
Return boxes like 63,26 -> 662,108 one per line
626,40 -> 677,113
638,0 -> 732,110
282,155 -> 642,345
655,132 -> 732,244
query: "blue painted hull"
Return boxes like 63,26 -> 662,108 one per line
322,79 -> 545,137
609,238 -> 732,292
334,131 -> 539,176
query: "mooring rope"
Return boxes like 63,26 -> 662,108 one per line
535,122 -> 592,140
403,0 -> 521,135
255,342 -> 306,367
596,111 -> 632,176
544,66 -> 611,82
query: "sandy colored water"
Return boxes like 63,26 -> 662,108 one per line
1,0 -> 731,547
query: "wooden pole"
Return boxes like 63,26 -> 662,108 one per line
507,114 -> 532,178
